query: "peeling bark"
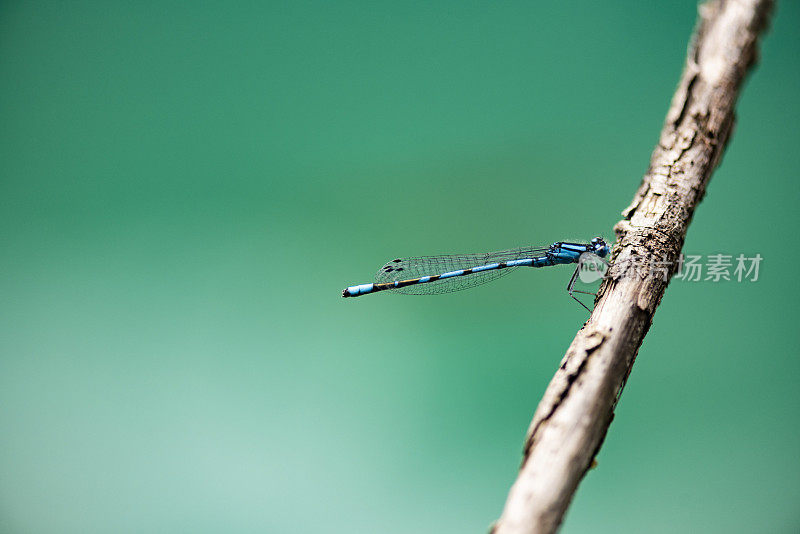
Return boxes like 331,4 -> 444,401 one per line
491,1 -> 774,533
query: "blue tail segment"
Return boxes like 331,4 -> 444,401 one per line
342,283 -> 375,297
342,237 -> 611,306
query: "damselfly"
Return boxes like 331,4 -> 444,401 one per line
342,237 -> 611,311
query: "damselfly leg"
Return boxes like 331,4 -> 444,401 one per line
566,253 -> 610,312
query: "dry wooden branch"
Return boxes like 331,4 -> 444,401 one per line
491,1 -> 774,533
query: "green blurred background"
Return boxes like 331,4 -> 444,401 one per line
1,1 -> 798,532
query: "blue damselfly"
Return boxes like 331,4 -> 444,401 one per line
342,237 -> 611,311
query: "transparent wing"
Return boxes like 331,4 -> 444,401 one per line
373,246 -> 551,295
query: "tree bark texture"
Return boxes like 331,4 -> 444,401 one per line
492,1 -> 774,533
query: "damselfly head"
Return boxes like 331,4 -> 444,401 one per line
590,237 -> 610,258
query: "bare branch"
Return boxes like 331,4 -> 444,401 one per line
491,1 -> 774,533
